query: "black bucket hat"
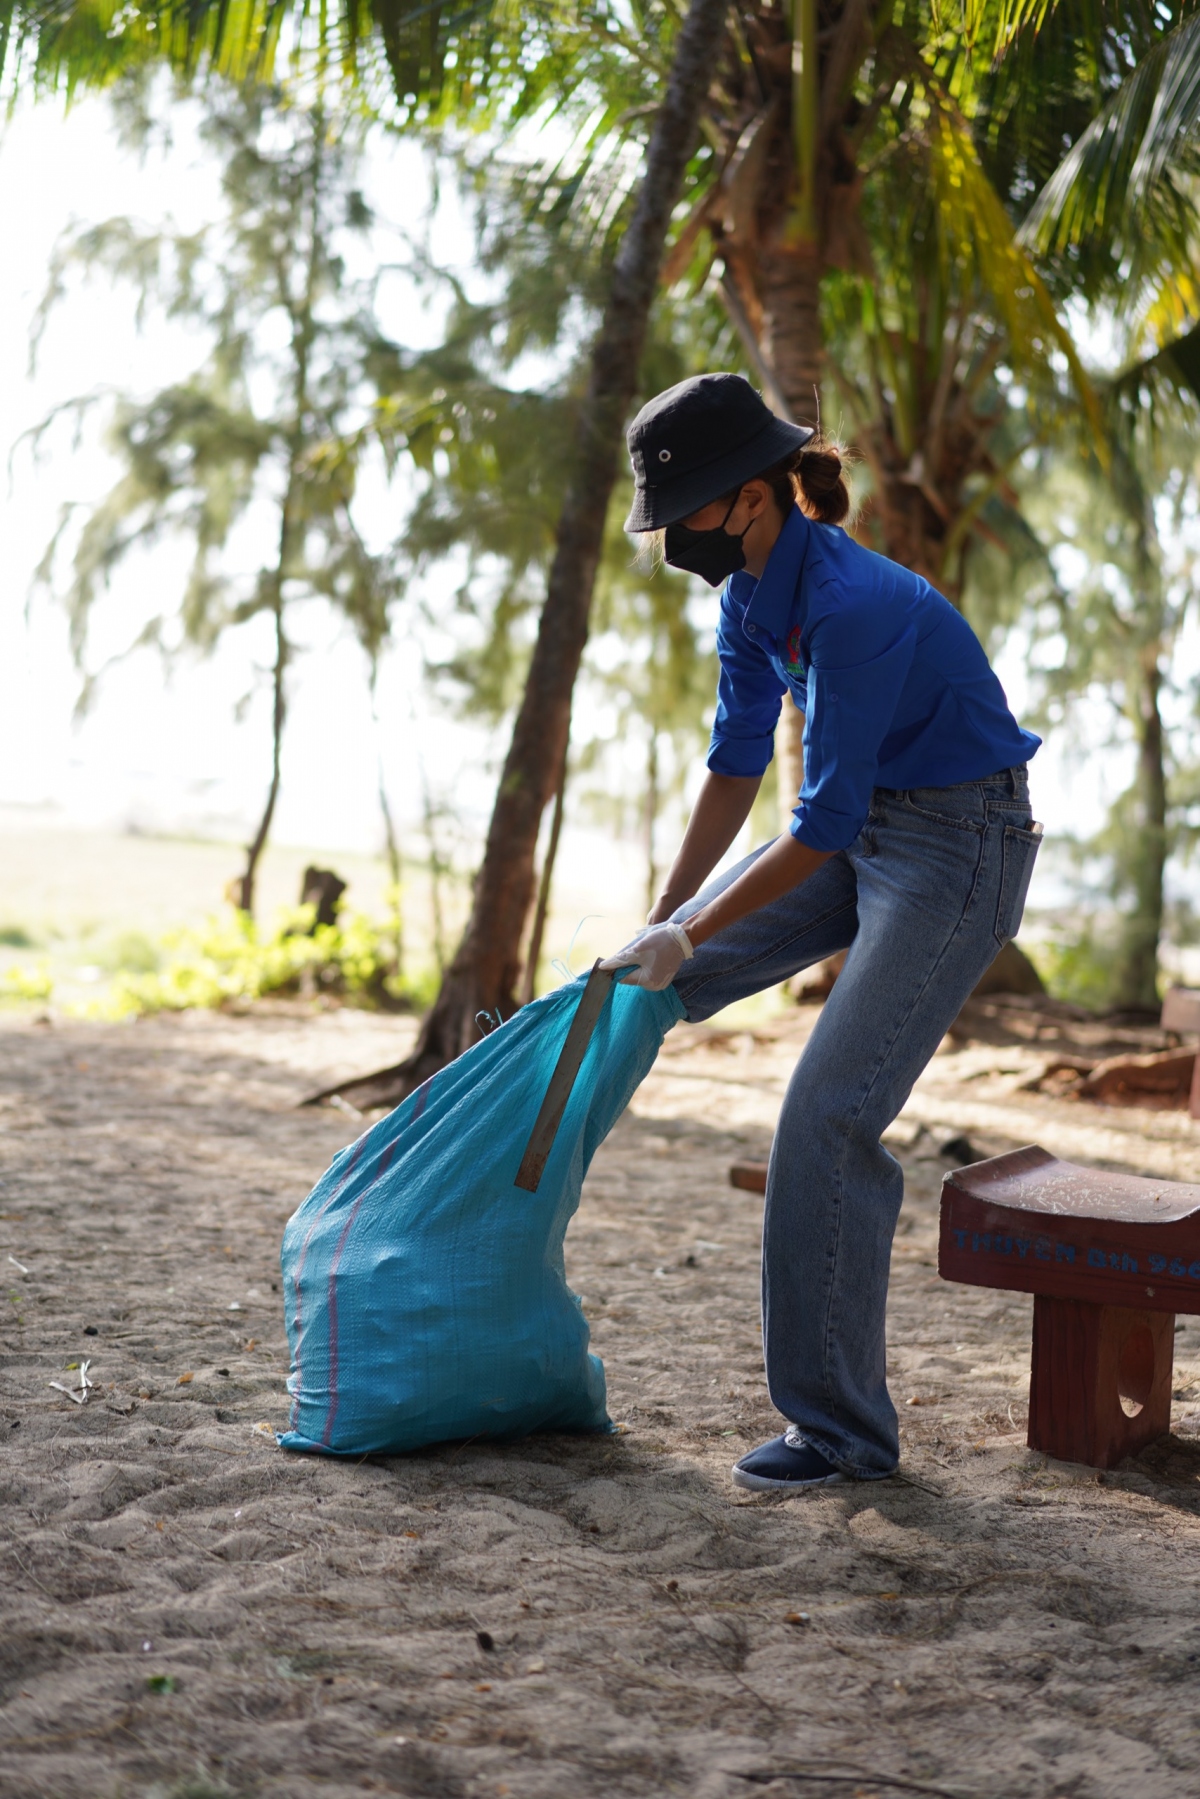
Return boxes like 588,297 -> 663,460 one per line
624,372 -> 813,533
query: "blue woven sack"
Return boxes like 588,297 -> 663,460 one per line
279,974 -> 683,1456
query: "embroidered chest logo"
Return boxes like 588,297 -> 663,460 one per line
782,625 -> 805,677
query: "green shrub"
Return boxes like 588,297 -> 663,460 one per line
1027,927 -> 1123,1011
92,906 -> 417,1019
0,963 -> 53,1004
101,930 -> 162,974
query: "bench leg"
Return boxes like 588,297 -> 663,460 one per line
1027,1297 -> 1174,1469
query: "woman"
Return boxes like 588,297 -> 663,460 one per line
601,372 -> 1042,1493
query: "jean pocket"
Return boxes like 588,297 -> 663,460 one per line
902,791 -> 985,832
995,822 -> 1043,947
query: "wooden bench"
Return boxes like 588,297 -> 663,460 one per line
1162,986 -> 1200,1117
939,1145 -> 1200,1467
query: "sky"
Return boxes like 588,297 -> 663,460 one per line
0,83 -> 1174,940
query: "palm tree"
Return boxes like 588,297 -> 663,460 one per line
664,5 -> 1098,522
643,2 -> 1106,797
820,145 -> 1084,605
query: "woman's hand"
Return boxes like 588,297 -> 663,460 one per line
599,922 -> 695,991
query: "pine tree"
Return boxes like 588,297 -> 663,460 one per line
1021,417 -> 1197,1010
29,77 -> 402,916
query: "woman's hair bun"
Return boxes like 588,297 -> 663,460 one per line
793,438 -> 850,525
798,445 -> 841,490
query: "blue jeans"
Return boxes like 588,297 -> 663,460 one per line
671,768 -> 1040,1477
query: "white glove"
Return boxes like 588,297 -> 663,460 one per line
600,921 -> 695,991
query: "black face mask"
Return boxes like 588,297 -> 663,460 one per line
663,492 -> 748,587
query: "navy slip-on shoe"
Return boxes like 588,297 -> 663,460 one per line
731,1431 -> 847,1492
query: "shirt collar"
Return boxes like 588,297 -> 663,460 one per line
728,504 -> 810,637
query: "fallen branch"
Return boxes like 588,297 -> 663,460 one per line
0,1708 -> 137,1752
656,1580 -> 782,1721
735,1769 -> 969,1798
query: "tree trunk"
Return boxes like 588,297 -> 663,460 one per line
759,241 -> 822,879
232,596 -> 287,917
315,0 -> 730,1108
757,241 -> 824,423
1113,644 -> 1167,1012
299,865 -> 347,929
372,678 -> 404,979
231,109 -> 323,920
756,240 -> 819,834
643,729 -> 660,918
377,754 -> 404,978
520,743 -> 569,1006
871,472 -> 948,593
418,761 -> 449,976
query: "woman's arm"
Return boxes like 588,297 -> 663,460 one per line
605,805 -> 832,992
682,833 -> 831,947
647,771 -> 763,925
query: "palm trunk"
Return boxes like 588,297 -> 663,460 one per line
757,238 -> 822,841
756,242 -> 822,835
757,241 -> 824,422
315,0 -> 730,1107
871,469 -> 947,591
1113,643 -> 1167,1012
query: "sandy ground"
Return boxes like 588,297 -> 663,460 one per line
4,999 -> 1200,1799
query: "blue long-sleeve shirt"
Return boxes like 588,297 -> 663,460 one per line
707,505 -> 1040,852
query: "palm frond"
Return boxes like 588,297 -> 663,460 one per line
960,0 -> 1059,62
926,97 -> 1104,442
1019,11 -> 1200,256
0,0 -> 628,128
1108,319 -> 1200,421
1140,266 -> 1200,348
0,0 -> 295,93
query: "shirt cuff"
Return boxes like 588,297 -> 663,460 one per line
789,803 -> 864,854
707,732 -> 775,779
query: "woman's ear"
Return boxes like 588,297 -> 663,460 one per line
739,477 -> 772,520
